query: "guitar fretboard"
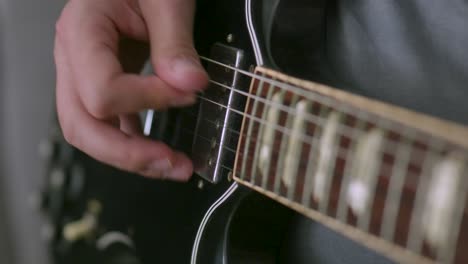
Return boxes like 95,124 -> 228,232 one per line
233,67 -> 468,264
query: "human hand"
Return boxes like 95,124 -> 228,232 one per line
54,0 -> 208,181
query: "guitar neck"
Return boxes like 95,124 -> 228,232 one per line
233,66 -> 468,264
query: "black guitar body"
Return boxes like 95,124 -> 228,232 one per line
173,1 -> 393,263
43,1 -> 395,263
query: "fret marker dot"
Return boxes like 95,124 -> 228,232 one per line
347,180 -> 369,216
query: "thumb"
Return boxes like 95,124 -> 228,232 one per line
138,0 -> 208,92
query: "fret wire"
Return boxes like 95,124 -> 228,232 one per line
336,117 -> 368,222
210,80 -> 369,147
177,114 -> 452,188
177,113 -> 395,168
380,131 -> 415,241
185,127 -> 440,193
442,165 -> 468,264
284,94 -> 301,202
166,57 -> 468,259
301,105 -> 328,207
406,141 -> 440,254
318,112 -> 342,214
180,118 -> 466,250
182,104 -> 352,157
185,131 -> 453,203
176,106 -> 450,183
248,77 -> 268,184
176,106 -> 450,176
181,112 -> 458,246
181,112 -> 466,263
272,91 -> 289,195
357,125 -> 386,232
199,82 -> 442,159
195,88 -> 441,163
356,116 -> 390,232
203,57 -> 370,128
173,58 -> 466,204
201,57 -> 449,152
159,82 -> 462,219
253,82 -> 276,190
196,93 -> 333,146
380,130 -> 414,242
202,56 -> 334,105
240,75 -> 265,181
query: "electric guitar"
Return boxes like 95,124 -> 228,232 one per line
43,1 -> 468,263
139,1 -> 468,263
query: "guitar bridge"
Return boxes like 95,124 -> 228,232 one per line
191,43 -> 247,183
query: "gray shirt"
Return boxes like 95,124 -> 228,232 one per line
324,0 -> 468,124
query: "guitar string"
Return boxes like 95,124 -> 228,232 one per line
178,115 -> 461,258
167,58 -> 457,180
179,109 -> 466,260
147,58 -> 461,214
202,79 -> 451,157
175,112 -> 424,176
149,57 -> 460,258
162,87 -> 444,229
147,70 -> 454,193
145,57 -> 459,179
198,57 -> 452,152
156,59 -> 466,255
161,99 -> 435,184
180,93 -> 439,164
175,113 -> 429,182
200,56 -> 354,107
146,57 -> 454,164
176,103 -> 430,170
179,123 -> 427,191
207,79 -> 367,143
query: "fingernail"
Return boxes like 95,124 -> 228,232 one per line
172,56 -> 204,76
169,95 -> 196,107
165,162 -> 192,181
148,158 -> 172,175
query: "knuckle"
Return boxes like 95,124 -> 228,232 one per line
55,19 -> 65,38
85,98 -> 109,119
58,116 -> 79,148
54,23 -> 67,50
55,11 -> 71,42
82,85 -> 112,119
56,93 -> 79,148
62,128 -> 77,147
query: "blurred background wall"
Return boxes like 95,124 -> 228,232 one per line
1,0 -> 66,263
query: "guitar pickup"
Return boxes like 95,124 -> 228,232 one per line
191,43 -> 248,183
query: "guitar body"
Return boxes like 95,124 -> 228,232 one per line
185,1 -> 392,263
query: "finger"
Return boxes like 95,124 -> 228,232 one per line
139,0 -> 209,92
55,36 -> 193,181
75,115 -> 193,181
80,71 -> 197,119
140,151 -> 193,180
120,113 -> 142,135
57,1 -> 196,119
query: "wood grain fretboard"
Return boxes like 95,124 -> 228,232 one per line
233,66 -> 468,264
